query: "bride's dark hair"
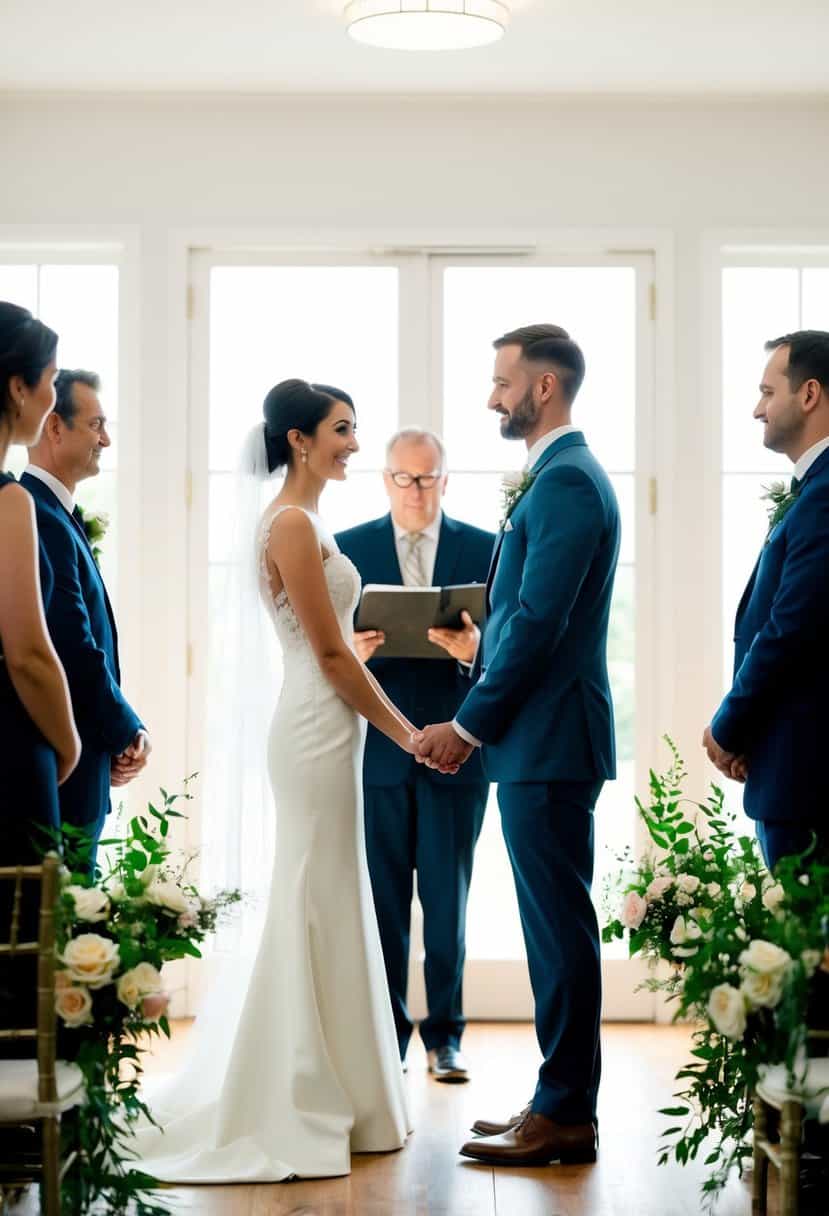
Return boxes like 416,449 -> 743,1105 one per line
0,302 -> 58,430
262,379 -> 355,474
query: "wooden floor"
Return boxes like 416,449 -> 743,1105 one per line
15,1022 -> 761,1215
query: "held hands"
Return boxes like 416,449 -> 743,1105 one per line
702,724 -> 747,783
111,729 -> 152,788
411,722 -> 473,774
428,610 -> 480,664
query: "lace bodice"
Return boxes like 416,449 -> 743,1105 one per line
257,506 -> 361,653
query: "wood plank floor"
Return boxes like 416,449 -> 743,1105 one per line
13,1022 -> 762,1215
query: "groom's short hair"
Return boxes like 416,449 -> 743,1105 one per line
765,330 -> 829,394
494,324 -> 586,403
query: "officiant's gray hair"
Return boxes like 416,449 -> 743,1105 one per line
385,427 -> 446,472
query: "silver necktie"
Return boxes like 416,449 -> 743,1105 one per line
402,531 -> 427,586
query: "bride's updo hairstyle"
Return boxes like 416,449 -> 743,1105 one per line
262,378 -> 355,474
0,302 -> 58,431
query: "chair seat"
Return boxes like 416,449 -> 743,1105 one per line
0,1060 -> 85,1120
757,1058 -> 829,1122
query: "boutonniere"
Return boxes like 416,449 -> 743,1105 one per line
76,505 -> 109,565
499,470 -> 536,532
762,479 -> 800,542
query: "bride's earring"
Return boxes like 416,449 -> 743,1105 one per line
17,397 -> 24,417
301,449 -> 308,464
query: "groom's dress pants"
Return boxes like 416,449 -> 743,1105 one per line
364,770 -> 487,1058
498,778 -> 603,1125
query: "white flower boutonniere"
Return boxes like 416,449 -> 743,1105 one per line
499,469 -> 536,532
76,506 -> 110,565
762,479 -> 800,542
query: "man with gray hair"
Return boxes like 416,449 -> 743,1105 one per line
336,428 -> 494,1081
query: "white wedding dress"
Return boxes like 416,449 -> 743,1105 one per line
134,506 -> 409,1181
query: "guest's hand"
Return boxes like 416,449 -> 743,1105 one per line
112,730 -> 151,786
413,722 -> 473,773
702,725 -> 744,782
354,630 -> 385,663
427,611 -> 480,664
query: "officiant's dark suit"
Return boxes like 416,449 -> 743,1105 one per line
336,430 -> 494,1075
710,332 -> 829,871
21,371 -> 144,863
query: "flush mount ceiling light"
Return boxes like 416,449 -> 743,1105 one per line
345,1 -> 510,52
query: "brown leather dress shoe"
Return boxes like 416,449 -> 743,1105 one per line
427,1045 -> 469,1083
459,1111 -> 597,1166
471,1103 -> 530,1137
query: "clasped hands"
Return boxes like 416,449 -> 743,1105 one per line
410,722 -> 474,775
111,729 -> 152,788
701,725 -> 747,783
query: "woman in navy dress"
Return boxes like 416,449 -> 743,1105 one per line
0,302 -> 80,1042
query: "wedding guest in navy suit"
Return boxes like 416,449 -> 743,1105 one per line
704,331 -> 829,871
0,303 -> 79,1047
22,369 -> 149,867
336,429 -> 494,1082
416,326 -> 619,1165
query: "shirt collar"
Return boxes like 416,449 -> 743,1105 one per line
24,464 -> 75,514
793,435 -> 829,484
525,424 -> 580,472
392,510 -> 443,544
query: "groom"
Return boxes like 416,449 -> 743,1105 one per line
415,324 -> 620,1166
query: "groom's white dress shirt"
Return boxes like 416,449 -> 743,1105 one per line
794,435 -> 829,482
24,463 -> 75,513
452,423 -> 582,750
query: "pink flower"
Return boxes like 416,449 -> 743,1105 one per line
141,992 -> 170,1023
177,908 -> 199,930
620,891 -> 648,930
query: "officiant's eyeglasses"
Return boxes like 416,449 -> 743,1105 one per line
386,470 -> 442,489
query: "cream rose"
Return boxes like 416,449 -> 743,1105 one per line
676,874 -> 701,895
646,875 -> 673,902
117,961 -> 164,1010
706,882 -> 721,899
708,984 -> 747,1040
762,883 -> 786,913
670,915 -> 703,957
144,879 -> 192,916
65,884 -> 110,924
61,933 -> 120,989
739,882 -> 757,903
620,892 -> 648,930
739,940 -> 792,976
55,980 -> 93,1028
741,968 -> 784,1009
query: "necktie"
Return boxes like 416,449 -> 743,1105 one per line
790,476 -> 801,496
402,532 -> 427,587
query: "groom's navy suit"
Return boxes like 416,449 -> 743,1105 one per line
336,512 -> 494,1057
22,472 -> 142,860
456,431 -> 620,1125
712,448 -> 829,870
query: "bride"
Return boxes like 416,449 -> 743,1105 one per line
135,379 -> 453,1181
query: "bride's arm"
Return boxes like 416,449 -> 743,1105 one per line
268,509 -> 415,752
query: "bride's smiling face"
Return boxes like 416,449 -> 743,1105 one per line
305,399 -> 359,482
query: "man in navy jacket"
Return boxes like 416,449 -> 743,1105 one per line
336,429 -> 494,1082
705,331 -> 829,871
22,370 -> 148,866
416,326 -> 619,1166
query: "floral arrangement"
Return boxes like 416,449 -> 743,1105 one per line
499,470 -> 535,531
75,505 -> 109,564
54,779 -> 241,1216
603,739 -> 829,1204
762,478 -> 800,539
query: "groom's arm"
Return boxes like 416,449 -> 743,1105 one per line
454,466 -> 605,747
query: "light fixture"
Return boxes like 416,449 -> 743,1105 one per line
345,1 -> 510,52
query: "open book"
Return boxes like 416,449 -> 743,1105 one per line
355,583 -> 487,660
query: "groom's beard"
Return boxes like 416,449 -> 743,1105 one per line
500,387 -> 539,440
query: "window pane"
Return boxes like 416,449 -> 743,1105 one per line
0,265 -> 37,312
39,266 -> 120,421
722,268 -> 798,474
802,269 -> 829,328
442,265 -> 636,472
208,266 -> 398,473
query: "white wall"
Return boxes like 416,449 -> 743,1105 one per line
2,93 -> 828,808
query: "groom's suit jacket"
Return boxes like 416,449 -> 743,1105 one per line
336,512 -> 495,787
455,431 -> 620,784
21,472 -> 142,840
712,447 -> 829,824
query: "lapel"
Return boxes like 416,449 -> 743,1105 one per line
485,431 -> 587,602
432,514 -> 463,588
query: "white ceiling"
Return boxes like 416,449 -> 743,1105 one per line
1,0 -> 828,95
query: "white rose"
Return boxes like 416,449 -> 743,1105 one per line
676,874 -> 701,895
646,875 -> 673,902
762,883 -> 786,913
64,885 -> 110,924
144,879 -> 192,916
61,933 -> 120,989
117,962 -> 163,1010
706,882 -> 721,899
739,939 -> 792,976
801,949 -> 822,976
798,875 -> 810,886
108,881 -> 128,903
675,891 -> 693,907
670,916 -> 702,957
501,470 -> 525,491
741,968 -> 785,1009
739,882 -> 757,903
54,977 -> 93,1027
620,892 -> 648,930
708,984 -> 747,1040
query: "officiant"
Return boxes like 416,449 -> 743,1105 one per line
336,428 -> 494,1082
